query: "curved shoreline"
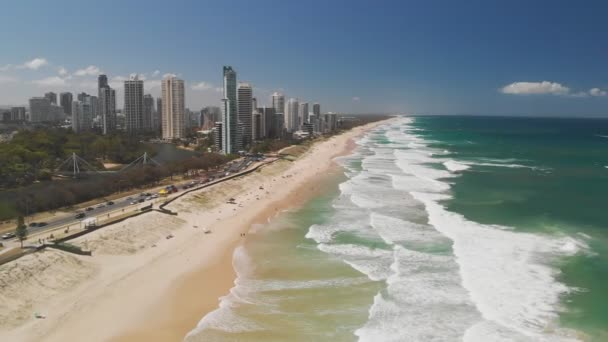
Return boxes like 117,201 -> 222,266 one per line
0,120 -> 391,342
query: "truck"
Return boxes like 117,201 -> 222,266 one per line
82,217 -> 97,229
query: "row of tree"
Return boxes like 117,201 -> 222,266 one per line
0,128 -> 156,188
0,153 -> 235,221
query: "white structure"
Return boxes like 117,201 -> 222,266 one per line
286,98 -> 299,132
124,76 -> 144,132
272,92 -> 285,115
237,82 -> 253,147
161,76 -> 186,140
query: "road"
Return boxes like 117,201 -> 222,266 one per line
1,156 -> 265,246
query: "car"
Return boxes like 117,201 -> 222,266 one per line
130,201 -> 138,205
106,201 -> 114,205
29,222 -> 38,227
151,194 -> 159,199
126,197 -> 133,201
145,196 -> 153,201
85,207 -> 94,211
138,198 -> 145,203
1,232 -> 15,240
75,213 -> 86,219
38,222 -> 48,227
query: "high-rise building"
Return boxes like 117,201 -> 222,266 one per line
60,92 -> 73,116
10,107 -> 25,121
213,121 -> 223,151
272,92 -> 285,116
286,98 -> 299,132
143,94 -> 154,131
154,97 -> 162,133
252,97 -> 257,112
88,95 -> 98,121
300,102 -> 309,126
161,76 -> 185,140
253,112 -> 262,141
313,103 -> 320,117
124,76 -> 144,132
259,107 -> 275,139
77,92 -> 88,102
201,106 -> 222,130
28,97 -> 51,122
237,82 -> 253,147
221,66 -> 239,154
71,100 -> 92,132
98,74 -> 108,91
44,92 -> 57,105
100,86 -> 116,134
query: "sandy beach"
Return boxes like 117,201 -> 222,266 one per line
0,120 -> 388,342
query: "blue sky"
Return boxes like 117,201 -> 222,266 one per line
1,0 -> 607,116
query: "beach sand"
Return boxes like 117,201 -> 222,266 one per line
0,120 -> 387,342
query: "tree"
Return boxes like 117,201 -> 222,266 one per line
15,216 -> 28,248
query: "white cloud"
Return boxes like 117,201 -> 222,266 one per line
152,70 -> 160,77
32,76 -> 67,87
58,67 -> 68,76
145,80 -> 161,90
500,81 -> 570,95
19,58 -> 49,70
191,81 -> 214,91
74,65 -> 101,76
163,73 -> 177,78
352,96 -> 361,101
589,88 -> 607,97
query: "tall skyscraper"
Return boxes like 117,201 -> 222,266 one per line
98,74 -> 108,92
313,103 -> 320,117
143,94 -> 154,131
252,97 -> 257,112
28,97 -> 51,122
100,86 -> 116,134
237,82 -> 253,147
154,97 -> 162,133
124,76 -> 144,132
286,98 -> 299,132
221,66 -> 239,154
44,92 -> 57,105
300,102 -> 309,126
161,76 -> 185,140
60,92 -> 73,116
71,100 -> 92,132
272,92 -> 285,115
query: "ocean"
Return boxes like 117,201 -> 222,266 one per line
187,116 -> 608,341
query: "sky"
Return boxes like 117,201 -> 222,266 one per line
0,0 -> 607,116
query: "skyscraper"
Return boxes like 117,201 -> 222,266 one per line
98,74 -> 108,92
272,92 -> 285,115
28,97 -> 51,122
44,92 -> 57,105
60,92 -> 73,116
300,102 -> 309,126
100,86 -> 116,134
124,76 -> 144,132
286,98 -> 299,132
221,66 -> 239,154
237,82 -> 253,147
154,97 -> 162,133
161,76 -> 185,140
313,103 -> 320,117
143,94 -> 154,131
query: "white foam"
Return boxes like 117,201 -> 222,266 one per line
443,160 -> 471,172
411,191 -> 582,341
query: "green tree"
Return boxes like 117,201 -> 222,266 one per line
15,216 -> 27,248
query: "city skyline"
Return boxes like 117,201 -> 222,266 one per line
1,1 -> 607,116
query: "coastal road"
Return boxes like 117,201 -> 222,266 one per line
2,156 -> 265,244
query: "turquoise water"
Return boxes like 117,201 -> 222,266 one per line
189,116 -> 607,341
413,116 -> 608,340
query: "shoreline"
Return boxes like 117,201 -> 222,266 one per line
0,119 -> 390,342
